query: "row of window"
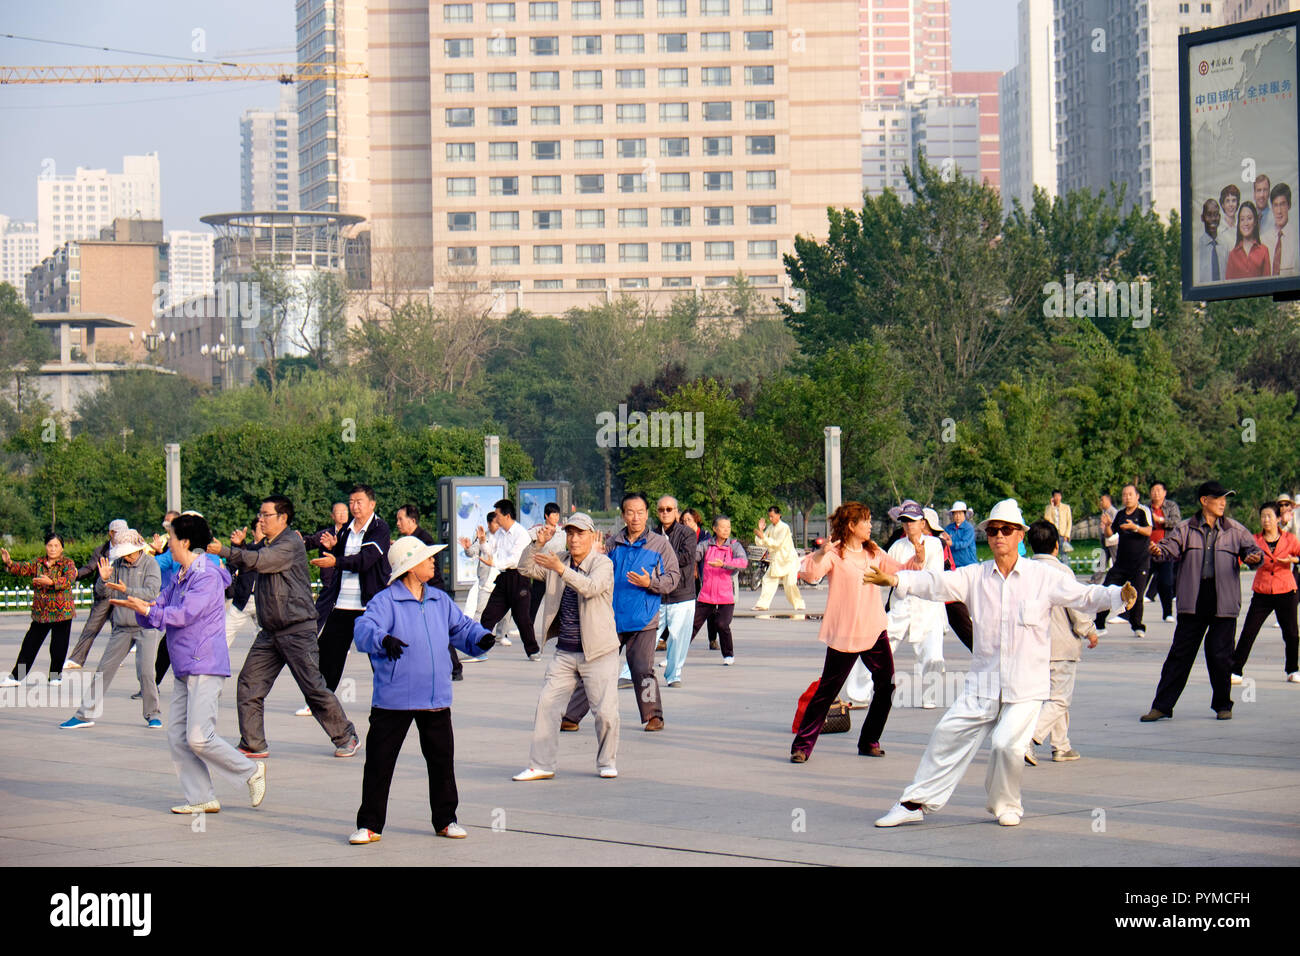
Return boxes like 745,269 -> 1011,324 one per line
452,275 -> 779,291
445,169 -> 777,194
444,100 -> 775,126
444,65 -> 774,91
444,31 -> 774,56
444,239 -> 779,265
445,135 -> 776,162
444,0 -> 773,22
444,205 -> 777,229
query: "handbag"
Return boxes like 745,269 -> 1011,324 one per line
822,699 -> 852,734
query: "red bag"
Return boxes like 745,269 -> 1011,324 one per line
792,679 -> 820,733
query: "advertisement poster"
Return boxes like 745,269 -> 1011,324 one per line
451,482 -> 507,587
517,486 -> 558,531
1183,17 -> 1299,300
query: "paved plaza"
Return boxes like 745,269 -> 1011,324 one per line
1,579 -> 1297,867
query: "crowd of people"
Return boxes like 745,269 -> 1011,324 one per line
2,478 -> 1296,841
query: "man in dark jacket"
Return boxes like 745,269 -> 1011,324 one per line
312,485 -> 392,693
1141,481 -> 1264,722
212,495 -> 359,758
304,502 -> 349,593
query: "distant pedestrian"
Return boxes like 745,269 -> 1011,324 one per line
1141,481 -> 1264,722
59,530 -> 163,730
941,501 -> 976,650
1098,492 -> 1118,570
211,495 -> 360,758
63,520 -> 127,671
478,499 -> 542,660
348,537 -> 492,844
112,513 -> 265,814
1043,491 -> 1073,552
2,533 -> 79,686
513,513 -> 620,781
1096,484 -> 1152,637
1023,520 -> 1098,765
886,505 -> 947,708
303,502 -> 349,594
688,516 -> 747,665
1229,502 -> 1299,684
654,496 -> 698,687
1144,482 -> 1182,621
752,505 -> 804,611
1278,493 -> 1300,592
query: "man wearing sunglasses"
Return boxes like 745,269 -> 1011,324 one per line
865,499 -> 1136,828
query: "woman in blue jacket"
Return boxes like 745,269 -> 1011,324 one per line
349,536 -> 494,845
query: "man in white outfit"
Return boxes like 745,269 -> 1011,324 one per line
867,499 -> 1136,828
752,506 -> 804,611
885,503 -> 946,709
459,514 -> 517,652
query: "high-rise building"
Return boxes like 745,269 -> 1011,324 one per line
331,0 -> 862,303
0,215 -> 41,292
858,0 -> 952,101
1055,0 -> 1217,218
166,230 -> 215,304
1222,0 -> 1299,23
861,73 -> 979,201
999,0 -> 1057,213
240,87 -> 299,211
951,71 -> 1001,190
36,153 -> 162,259
861,101 -> 916,197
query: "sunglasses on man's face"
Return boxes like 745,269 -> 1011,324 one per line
985,525 -> 1019,537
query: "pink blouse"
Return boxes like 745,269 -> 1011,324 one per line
799,546 -> 903,652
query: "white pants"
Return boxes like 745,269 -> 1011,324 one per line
756,570 -> 804,610
1033,660 -> 1077,753
224,598 -> 257,649
169,674 -> 257,806
890,631 -> 945,707
900,690 -> 1043,819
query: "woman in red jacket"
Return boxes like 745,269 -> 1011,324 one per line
1231,502 -> 1299,683
2,533 -> 79,686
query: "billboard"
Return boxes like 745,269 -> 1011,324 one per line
516,481 -> 572,531
1181,13 -> 1300,301
438,477 -> 508,591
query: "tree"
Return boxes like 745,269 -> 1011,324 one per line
72,370 -> 206,445
248,262 -> 295,395
0,282 -> 54,412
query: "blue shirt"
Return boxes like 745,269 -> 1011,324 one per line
945,520 -> 977,567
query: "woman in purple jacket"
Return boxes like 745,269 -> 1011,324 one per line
112,513 -> 266,815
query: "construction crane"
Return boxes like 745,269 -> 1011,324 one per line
0,62 -> 367,84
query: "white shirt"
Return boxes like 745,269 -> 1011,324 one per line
335,512 -> 374,611
482,521 -> 532,571
533,522 -> 568,556
886,535 -> 945,645
894,556 -> 1124,702
1264,222 -> 1299,275
1196,230 -> 1228,283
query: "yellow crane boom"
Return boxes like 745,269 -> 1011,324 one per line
0,62 -> 367,84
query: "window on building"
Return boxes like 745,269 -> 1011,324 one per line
491,211 -> 521,230
444,38 -> 473,57
576,243 -> 606,263
746,169 -> 776,189
534,244 -> 563,264
616,69 -> 646,88
531,35 -> 560,55
534,209 -> 563,229
702,66 -> 731,86
491,176 -> 520,195
444,3 -> 473,22
574,69 -> 603,89
535,278 -> 564,288
616,34 -> 645,54
748,205 -> 776,225
490,107 -> 519,125
530,1 -> 559,18
617,103 -> 647,122
488,35 -> 517,55
747,135 -> 776,154
531,70 -> 561,90
616,0 -> 644,16
743,0 -> 771,12
486,2 -> 516,20
620,241 -> 649,261
660,172 -> 690,191
533,175 -> 562,194
490,141 -> 520,160
658,0 -> 686,13
574,138 -> 605,158
573,0 -> 601,16
576,174 -> 605,193
488,72 -> 518,91
445,73 -> 474,93
532,140 -> 561,160
575,209 -> 606,228
491,246 -> 521,265
662,241 -> 691,261
659,33 -> 688,52
702,101 -> 732,121
702,135 -> 732,156
705,240 -> 734,259
748,239 -> 778,258
660,136 -> 689,157
660,102 -> 689,122
447,177 -> 477,196
703,206 -> 734,226
446,142 -> 476,161
745,100 -> 775,120
574,104 -> 604,123
745,65 -> 774,85
662,206 -> 690,226
700,31 -> 730,51
620,277 -> 650,288
703,171 -> 733,191
573,34 -> 603,54
616,138 -> 647,158
618,208 -> 649,227
743,30 -> 773,50
532,105 -> 561,124
618,173 -> 648,192
448,246 -> 477,265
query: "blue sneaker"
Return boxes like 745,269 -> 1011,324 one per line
146,718 -> 162,729
59,716 -> 94,730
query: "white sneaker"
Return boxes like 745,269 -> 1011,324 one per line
657,659 -> 666,668
1,675 -> 21,688
512,767 -> 554,782
171,800 -> 220,814
1163,615 -> 1175,623
1230,674 -> 1243,685
1095,629 -> 1108,637
294,705 -> 312,717
500,637 -> 513,647
722,657 -> 735,665
598,766 -> 618,778
48,676 -> 62,686
874,803 -> 924,827
247,761 -> 266,808
997,812 -> 1022,826
63,660 -> 82,671
437,822 -> 468,838
1287,672 -> 1300,683
349,827 -> 381,844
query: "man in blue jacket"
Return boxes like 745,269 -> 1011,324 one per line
348,536 -> 493,844
562,493 -> 680,732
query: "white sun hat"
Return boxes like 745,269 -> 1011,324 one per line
387,536 -> 447,585
108,530 -> 148,561
976,499 -> 1029,532
921,507 -> 945,535
950,500 -> 968,513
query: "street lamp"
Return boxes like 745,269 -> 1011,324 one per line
128,319 -> 175,359
199,333 -> 246,390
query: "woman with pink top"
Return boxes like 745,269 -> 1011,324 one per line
688,516 -> 748,665
790,501 -> 915,763
1230,502 -> 1300,683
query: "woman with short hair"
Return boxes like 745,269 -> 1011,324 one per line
2,533 -> 79,686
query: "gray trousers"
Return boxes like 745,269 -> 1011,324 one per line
565,624 -> 661,724
169,674 -> 257,805
236,624 -> 356,751
75,625 -> 161,722
529,648 -> 620,772
68,599 -> 113,666
1032,660 -> 1077,753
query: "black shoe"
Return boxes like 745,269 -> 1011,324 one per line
708,640 -> 718,651
452,671 -> 463,681
1216,709 -> 1232,720
1139,708 -> 1171,722
130,691 -> 143,700
858,743 -> 886,757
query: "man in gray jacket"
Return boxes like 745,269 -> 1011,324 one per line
1023,521 -> 1098,765
211,495 -> 359,759
60,530 -> 162,729
512,513 -> 621,780
1142,481 -> 1264,722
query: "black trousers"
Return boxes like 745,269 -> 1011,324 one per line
318,608 -> 363,693
1097,566 -> 1148,631
1145,560 -> 1176,619
945,602 -> 973,651
10,619 -> 72,679
356,707 -> 457,834
480,569 -> 539,656
792,639 -> 895,756
155,639 -> 171,685
1152,584 -> 1236,714
1232,590 -> 1300,676
691,601 -> 735,657
565,624 -> 661,723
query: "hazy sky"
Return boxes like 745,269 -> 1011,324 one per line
0,0 -> 1018,234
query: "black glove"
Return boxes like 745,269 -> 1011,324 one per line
476,633 -> 495,651
381,635 -> 408,661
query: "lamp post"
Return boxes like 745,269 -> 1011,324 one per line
199,333 -> 246,390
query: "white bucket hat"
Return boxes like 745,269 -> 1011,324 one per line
109,530 -> 147,561
921,507 -> 944,535
387,536 -> 447,585
950,500 -> 968,514
976,499 -> 1029,532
